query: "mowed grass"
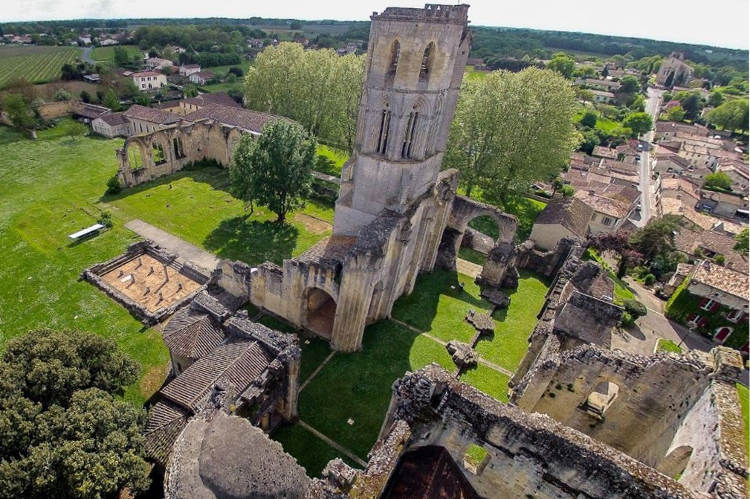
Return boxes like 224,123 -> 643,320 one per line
0,121 -> 168,406
91,44 -> 143,65
656,338 -> 682,353
0,46 -> 81,88
737,383 -> 749,456
315,144 -> 349,176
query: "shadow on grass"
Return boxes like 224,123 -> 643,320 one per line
203,216 -> 299,265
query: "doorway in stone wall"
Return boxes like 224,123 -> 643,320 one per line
304,287 -> 337,338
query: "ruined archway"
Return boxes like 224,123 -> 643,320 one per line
657,445 -> 693,480
304,287 -> 337,338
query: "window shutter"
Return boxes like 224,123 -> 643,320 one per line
710,301 -> 720,312
698,297 -> 708,308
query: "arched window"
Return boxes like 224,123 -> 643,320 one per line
419,42 -> 435,82
153,143 -> 166,165
172,137 -> 184,159
401,110 -> 419,159
377,108 -> 391,155
388,40 -> 400,78
128,146 -> 142,170
714,326 -> 733,343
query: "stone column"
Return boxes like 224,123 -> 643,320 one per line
331,252 -> 379,352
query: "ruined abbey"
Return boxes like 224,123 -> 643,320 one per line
79,4 -> 747,498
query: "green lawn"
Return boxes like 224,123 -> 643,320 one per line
459,364 -> 510,402
272,422 -> 356,477
200,81 -> 244,94
656,338 -> 682,353
392,269 -> 548,372
458,247 -> 487,265
204,60 -> 252,79
737,383 -> 749,455
103,167 -> 334,266
315,144 -> 349,176
0,121 -> 168,406
91,44 -> 142,65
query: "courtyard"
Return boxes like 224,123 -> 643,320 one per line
0,120 -> 550,476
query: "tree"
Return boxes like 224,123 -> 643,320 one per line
2,94 -> 35,130
53,88 -> 72,101
703,171 -> 733,191
0,330 -> 149,498
579,128 -> 600,154
629,215 -> 681,262
589,231 -> 643,277
183,83 -> 199,98
113,46 -> 130,67
230,121 -> 316,222
708,91 -> 724,107
734,228 -> 748,254
629,94 -> 646,112
622,111 -> 653,136
102,88 -> 119,111
580,110 -> 598,128
619,75 -> 640,94
445,68 -> 578,202
133,92 -> 151,106
546,52 -> 575,78
707,99 -> 749,132
675,90 -> 703,120
665,105 -> 686,122
79,90 -> 91,103
245,43 -> 365,148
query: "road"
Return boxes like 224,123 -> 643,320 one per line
634,87 -> 663,227
81,46 -> 94,64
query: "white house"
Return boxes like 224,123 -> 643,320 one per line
179,64 -> 201,77
188,71 -> 216,85
92,113 -> 129,138
132,71 -> 167,91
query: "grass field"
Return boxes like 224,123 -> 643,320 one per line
737,383 -> 749,455
315,144 -> 349,176
0,46 -> 81,88
91,44 -> 143,65
656,338 -> 682,353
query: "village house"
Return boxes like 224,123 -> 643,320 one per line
72,102 -> 110,124
132,71 -> 168,91
591,145 -> 618,160
590,89 -> 615,104
717,158 -> 750,193
674,227 -> 748,274
697,188 -> 749,221
123,104 -> 180,135
99,38 -> 118,46
685,260 -> 748,344
575,78 -> 622,92
529,197 -> 593,250
188,71 -> 216,85
175,92 -> 240,115
574,184 -> 639,234
92,112 -> 129,138
654,121 -> 711,140
178,64 -> 201,76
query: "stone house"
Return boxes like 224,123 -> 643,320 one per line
717,158 -> 749,193
91,112 -> 129,138
72,102 -> 110,124
697,188 -> 749,220
178,64 -> 201,76
654,121 -> 710,140
188,71 -> 215,85
132,71 -> 167,91
145,57 -> 174,70
574,184 -> 639,234
122,104 -> 180,135
529,198 -> 593,251
176,92 -> 241,115
575,78 -> 621,92
674,228 -> 748,273
590,89 -> 615,104
685,260 -> 749,341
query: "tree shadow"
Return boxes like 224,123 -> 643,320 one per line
203,215 -> 299,265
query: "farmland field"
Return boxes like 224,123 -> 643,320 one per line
0,46 -> 81,88
91,44 -> 143,65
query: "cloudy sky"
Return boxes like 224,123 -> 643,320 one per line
4,0 -> 749,50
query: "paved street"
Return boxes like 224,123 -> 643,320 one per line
634,87 -> 664,227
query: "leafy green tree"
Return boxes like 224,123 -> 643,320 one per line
707,99 -> 749,131
79,90 -> 91,103
662,92 -> 673,102
545,52 -> 575,78
579,128 -> 600,154
102,88 -> 119,111
629,215 -> 681,261
622,111 -> 653,136
708,91 -> 724,107
703,171 -> 733,191
183,83 -> 199,98
53,88 -> 72,101
629,94 -> 646,112
619,75 -> 640,94
230,120 -> 316,222
0,330 -> 148,498
245,42 -> 365,148
675,90 -> 703,120
665,105 -> 686,122
133,92 -> 151,106
2,94 -> 35,130
734,228 -> 748,254
446,68 -> 578,202
580,110 -> 598,128
113,46 -> 130,67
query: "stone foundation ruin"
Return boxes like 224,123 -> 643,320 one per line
82,241 -> 209,324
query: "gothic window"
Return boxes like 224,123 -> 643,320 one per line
401,111 -> 419,159
128,145 -> 142,170
377,109 -> 391,154
152,143 -> 166,165
172,137 -> 184,159
419,42 -> 435,82
387,40 -> 400,79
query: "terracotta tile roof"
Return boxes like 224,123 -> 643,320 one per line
75,103 -> 110,119
535,197 -> 593,237
592,146 -> 618,159
162,306 -> 226,361
143,400 -> 189,466
123,104 -> 180,125
97,112 -> 127,126
132,71 -> 162,77
674,228 -> 748,273
183,92 -> 241,109
692,260 -> 749,301
574,184 -> 639,218
159,340 -> 272,412
183,104 -> 287,134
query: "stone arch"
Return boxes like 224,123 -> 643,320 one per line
419,41 -> 436,83
657,445 -> 693,479
125,138 -> 148,170
303,287 -> 337,339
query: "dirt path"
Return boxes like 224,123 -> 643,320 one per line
125,219 -> 220,273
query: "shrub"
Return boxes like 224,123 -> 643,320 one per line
714,254 -> 725,265
53,88 -> 72,101
105,175 -> 121,194
97,211 -> 113,228
643,273 -> 656,285
620,311 -> 635,328
623,299 -> 647,318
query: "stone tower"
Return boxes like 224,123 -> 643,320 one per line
333,4 -> 471,236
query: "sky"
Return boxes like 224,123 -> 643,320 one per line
3,0 -> 749,50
